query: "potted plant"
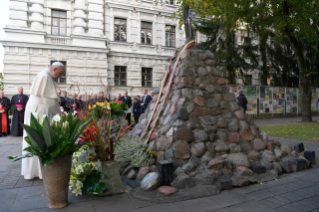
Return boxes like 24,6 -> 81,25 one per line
8,112 -> 92,209
81,100 -> 132,196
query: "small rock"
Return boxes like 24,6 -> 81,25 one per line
164,149 -> 174,160
224,93 -> 236,101
150,165 -> 158,172
217,130 -> 229,141
240,131 -> 254,142
195,172 -> 215,185
207,99 -> 219,108
190,142 -> 206,157
173,141 -> 190,159
260,160 -> 274,170
239,121 -> 249,132
128,169 -> 137,180
262,150 -> 276,162
216,78 -> 226,85
194,96 -> 206,106
215,140 -> 230,152
174,167 -> 185,176
205,84 -> 215,93
182,162 -> 196,173
217,117 -> 228,128
248,150 -> 260,161
229,132 -> 240,143
194,130 -> 209,142
205,142 -> 215,153
172,120 -> 185,127
189,156 -> 201,166
281,157 -> 293,173
281,144 -> 292,154
289,150 -> 298,158
238,179 -> 250,187
210,170 -> 223,178
198,67 -> 208,76
252,138 -> 266,151
229,143 -> 241,153
234,110 -> 245,120
227,153 -> 251,167
208,157 -> 225,169
274,148 -> 284,158
136,167 -> 150,181
200,116 -> 217,125
175,126 -> 194,142
267,141 -> 275,151
200,152 -> 214,165
236,166 -> 253,176
239,141 -> 253,152
158,186 -> 178,196
273,162 -> 282,174
259,131 -> 269,143
175,108 -> 189,121
171,173 -> 195,189
140,172 -> 163,191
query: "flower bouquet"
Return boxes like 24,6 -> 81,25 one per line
8,112 -> 92,209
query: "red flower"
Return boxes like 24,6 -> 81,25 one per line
115,100 -> 122,105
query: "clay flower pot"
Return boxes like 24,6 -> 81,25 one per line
41,154 -> 73,209
98,160 -> 124,196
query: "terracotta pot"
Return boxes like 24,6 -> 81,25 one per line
98,160 -> 124,196
41,154 -> 73,209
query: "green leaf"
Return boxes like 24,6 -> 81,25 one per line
48,143 -> 60,158
30,113 -> 43,135
8,153 -> 34,162
69,117 -> 92,145
23,146 -> 41,156
21,124 -> 46,152
42,117 -> 55,147
82,170 -> 107,195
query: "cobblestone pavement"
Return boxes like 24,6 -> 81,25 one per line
1,136 -> 319,212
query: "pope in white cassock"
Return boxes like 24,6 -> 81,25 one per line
21,62 -> 65,179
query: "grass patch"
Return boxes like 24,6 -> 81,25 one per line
260,123 -> 319,141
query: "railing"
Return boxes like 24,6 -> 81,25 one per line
51,38 -> 67,45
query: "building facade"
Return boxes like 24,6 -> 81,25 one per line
1,0 -> 207,97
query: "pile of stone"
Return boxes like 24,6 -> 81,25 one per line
128,47 -> 314,194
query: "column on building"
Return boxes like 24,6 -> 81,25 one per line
29,1 -> 44,30
87,0 -> 104,35
74,0 -> 87,34
9,1 -> 28,27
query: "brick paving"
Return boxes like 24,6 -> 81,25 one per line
1,134 -> 319,212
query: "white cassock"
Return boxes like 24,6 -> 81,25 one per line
21,69 -> 61,179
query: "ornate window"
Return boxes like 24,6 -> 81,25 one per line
165,25 -> 175,47
141,22 -> 152,44
141,68 -> 152,87
52,10 -> 66,36
114,18 -> 127,42
114,66 -> 127,86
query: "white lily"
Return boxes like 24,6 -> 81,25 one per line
73,110 -> 77,116
60,106 -> 64,112
62,121 -> 69,129
40,115 -> 47,126
76,180 -> 83,188
51,114 -> 61,124
72,188 -> 82,196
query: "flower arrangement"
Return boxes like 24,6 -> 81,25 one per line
69,145 -> 107,196
91,101 -> 127,119
8,112 -> 92,166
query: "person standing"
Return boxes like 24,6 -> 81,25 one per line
133,97 -> 141,124
92,94 -> 98,105
61,91 -> 71,113
97,91 -> 106,103
141,89 -> 152,113
11,87 -> 28,136
58,90 -> 67,113
237,91 -> 248,113
120,91 -> 132,125
70,93 -> 80,114
0,91 -> 11,137
114,93 -> 121,102
22,62 -> 65,179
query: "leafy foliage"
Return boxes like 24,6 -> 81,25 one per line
8,112 -> 92,166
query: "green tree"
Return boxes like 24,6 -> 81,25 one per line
183,0 -> 319,122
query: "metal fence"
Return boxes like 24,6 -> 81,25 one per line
228,86 -> 319,117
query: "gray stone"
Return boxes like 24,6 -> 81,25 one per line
207,99 -> 219,108
182,88 -> 194,99
153,87 -> 160,94
182,162 -> 196,173
189,156 -> 201,166
195,172 -> 215,185
239,141 -> 253,152
227,153 -> 251,167
159,124 -> 171,135
228,119 -> 239,132
262,150 -> 276,162
281,144 -> 292,154
199,116 -> 217,125
281,157 -> 294,173
209,133 -> 217,141
247,150 -> 260,161
193,89 -> 203,96
211,68 -> 222,77
204,126 -> 218,133
274,148 -> 284,158
222,111 -> 233,119
205,142 -> 215,153
273,162 -> 282,174
136,167 -> 151,182
177,96 -> 186,106
178,68 -> 193,77
220,101 -> 230,109
289,150 -> 298,158
259,131 -> 269,143
186,102 -> 195,113
198,67 -> 208,76
163,102 -> 172,117
217,130 -> 229,141
229,102 -> 239,111
174,167 -> 185,177
174,108 -> 189,121
260,160 -> 274,170
190,142 -> 206,157
194,130 -> 209,142
229,143 -> 241,153
239,121 -> 249,132
215,140 -> 230,152
205,50 -> 214,59
205,84 -> 215,93
163,115 -> 174,125
217,117 -> 228,128
214,84 -> 223,93
128,169 -> 138,180
172,120 -> 185,127
213,94 -> 223,102
164,149 -> 174,160
166,127 -> 174,137
171,173 -> 195,189
141,172 -> 163,191
200,152 -> 214,165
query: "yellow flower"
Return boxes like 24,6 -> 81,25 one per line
88,105 -> 92,110
96,102 -> 105,107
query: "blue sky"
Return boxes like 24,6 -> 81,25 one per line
0,0 -> 10,73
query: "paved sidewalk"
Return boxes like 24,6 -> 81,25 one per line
254,115 -> 319,127
1,136 -> 319,212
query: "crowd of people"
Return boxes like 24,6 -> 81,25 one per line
58,89 -> 155,126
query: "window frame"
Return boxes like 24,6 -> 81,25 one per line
141,22 -> 152,45
51,10 -> 67,36
141,67 -> 153,87
50,60 -> 67,84
165,25 -> 176,47
114,66 -> 127,86
114,18 -> 127,42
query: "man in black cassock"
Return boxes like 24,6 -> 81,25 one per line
11,87 -> 29,136
0,91 -> 11,136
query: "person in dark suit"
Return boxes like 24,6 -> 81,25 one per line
141,89 -> 152,113
62,91 -> 71,113
120,91 -> 132,125
133,97 -> 141,124
237,91 -> 248,113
